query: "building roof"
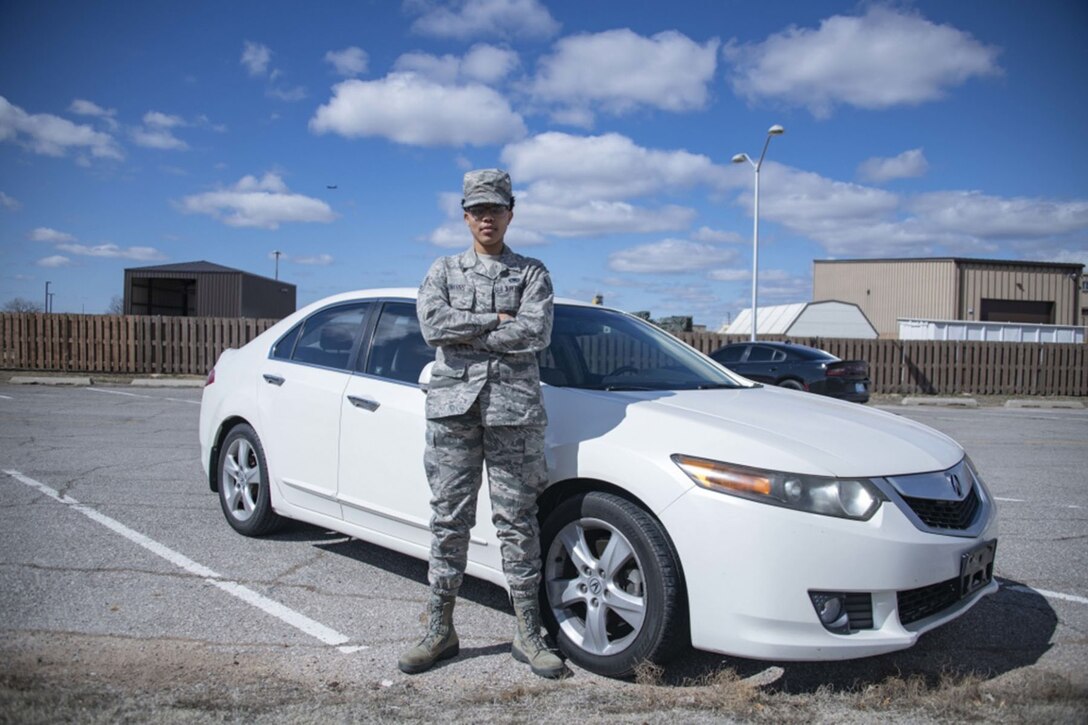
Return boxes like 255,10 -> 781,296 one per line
125,260 -> 291,286
723,303 -> 807,334
814,257 -> 1084,271
126,260 -> 241,274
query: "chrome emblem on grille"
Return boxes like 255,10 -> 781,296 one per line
947,472 -> 963,497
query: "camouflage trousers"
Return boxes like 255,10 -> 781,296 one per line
424,402 -> 547,598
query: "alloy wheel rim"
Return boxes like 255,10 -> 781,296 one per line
222,438 -> 260,521
544,516 -> 646,656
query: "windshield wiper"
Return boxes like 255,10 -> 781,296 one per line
695,383 -> 739,389
601,384 -> 656,391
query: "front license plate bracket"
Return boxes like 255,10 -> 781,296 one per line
960,539 -> 996,597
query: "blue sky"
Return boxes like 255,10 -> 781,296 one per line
2,0 -> 1086,328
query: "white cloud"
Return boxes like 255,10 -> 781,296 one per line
609,239 -> 738,273
692,226 -> 743,243
1,191 -> 22,211
36,255 -> 71,268
56,243 -> 166,261
241,41 -> 272,76
130,110 -> 189,150
910,191 -> 1088,239
726,6 -> 1000,117
0,95 -> 122,161
394,44 -> 519,85
461,44 -> 520,84
707,267 -> 790,282
69,99 -> 118,130
857,148 -> 929,183
310,72 -> 526,147
325,46 -> 369,77
179,172 -> 337,229
409,0 -> 560,40
293,253 -> 335,265
267,85 -> 307,102
501,132 -> 735,203
30,227 -> 76,243
517,197 -> 696,238
531,30 -> 719,120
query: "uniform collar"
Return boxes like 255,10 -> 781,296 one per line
459,245 -> 515,279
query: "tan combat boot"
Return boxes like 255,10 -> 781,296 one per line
398,593 -> 459,674
511,596 -> 569,679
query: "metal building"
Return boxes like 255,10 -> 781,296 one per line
722,300 -> 878,339
813,258 -> 1084,338
124,261 -> 296,319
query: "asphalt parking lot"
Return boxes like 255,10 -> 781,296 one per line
1,382 -> 1085,723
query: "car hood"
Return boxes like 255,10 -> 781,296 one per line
553,385 -> 963,479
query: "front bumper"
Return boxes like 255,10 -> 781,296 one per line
659,481 -> 997,661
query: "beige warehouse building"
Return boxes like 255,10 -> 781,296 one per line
813,258 -> 1084,338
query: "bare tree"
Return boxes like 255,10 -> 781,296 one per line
106,295 -> 125,315
3,297 -> 44,313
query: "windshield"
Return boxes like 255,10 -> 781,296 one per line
538,305 -> 746,391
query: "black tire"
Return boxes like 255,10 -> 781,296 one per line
778,379 -> 804,390
539,491 -> 687,678
217,424 -> 284,536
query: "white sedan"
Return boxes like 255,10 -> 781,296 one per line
199,289 -> 997,678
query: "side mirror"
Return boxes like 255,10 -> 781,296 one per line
417,361 -> 434,390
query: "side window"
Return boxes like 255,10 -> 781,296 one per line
771,349 -> 787,363
716,346 -> 745,363
290,303 -> 370,370
271,323 -> 302,360
746,346 -> 777,363
363,302 -> 435,384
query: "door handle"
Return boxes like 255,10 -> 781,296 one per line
347,395 -> 380,412
263,374 -> 285,386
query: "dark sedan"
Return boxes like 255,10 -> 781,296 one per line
709,341 -> 870,403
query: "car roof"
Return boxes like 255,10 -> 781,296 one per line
718,341 -> 835,357
297,288 -> 605,314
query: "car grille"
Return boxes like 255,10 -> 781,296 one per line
901,485 -> 981,530
897,577 -> 960,626
845,593 -> 874,630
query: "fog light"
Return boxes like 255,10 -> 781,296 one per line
810,592 -> 851,634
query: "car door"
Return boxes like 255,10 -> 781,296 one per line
733,344 -> 782,383
337,301 -> 502,567
258,301 -> 371,519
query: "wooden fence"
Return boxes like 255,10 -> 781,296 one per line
0,313 -> 276,376
0,313 -> 1084,395
675,332 -> 1087,397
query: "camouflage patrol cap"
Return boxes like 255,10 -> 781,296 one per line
462,168 -> 514,208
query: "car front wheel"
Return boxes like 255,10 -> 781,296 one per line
540,491 -> 687,678
218,423 -> 283,536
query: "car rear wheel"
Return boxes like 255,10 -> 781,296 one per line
778,379 -> 804,390
218,424 -> 284,536
540,491 -> 687,678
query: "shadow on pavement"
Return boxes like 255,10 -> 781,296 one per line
273,522 -> 1056,693
660,578 -> 1055,693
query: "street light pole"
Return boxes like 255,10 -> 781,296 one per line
273,250 -> 282,280
733,124 -> 784,342
44,281 -> 51,314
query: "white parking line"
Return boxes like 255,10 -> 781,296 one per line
3,469 -> 360,651
0,394 -> 13,400
994,497 -> 1025,502
999,579 -> 1088,606
86,388 -> 145,398
84,388 -> 199,405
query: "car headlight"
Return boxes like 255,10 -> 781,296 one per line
671,454 -> 885,521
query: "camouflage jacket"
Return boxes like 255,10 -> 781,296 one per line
417,246 -> 553,426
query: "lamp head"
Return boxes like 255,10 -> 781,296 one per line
768,124 -> 785,135
731,153 -> 748,164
